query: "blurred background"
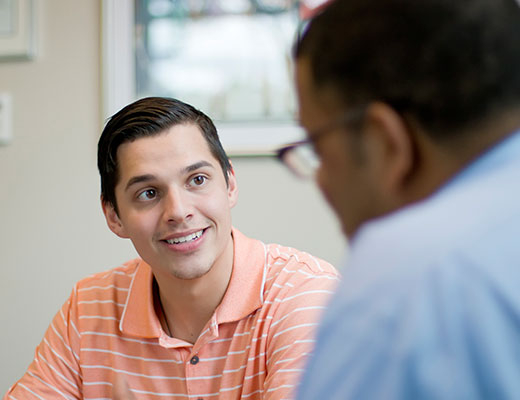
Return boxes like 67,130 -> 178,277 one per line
0,0 -> 343,392
135,0 -> 299,123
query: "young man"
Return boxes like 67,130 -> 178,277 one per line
4,97 -> 339,399
277,0 -> 520,398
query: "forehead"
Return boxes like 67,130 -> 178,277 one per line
116,124 -> 218,177
295,57 -> 344,127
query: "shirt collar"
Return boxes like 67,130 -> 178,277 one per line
119,259 -> 161,338
120,228 -> 266,338
215,228 -> 266,324
442,128 -> 520,192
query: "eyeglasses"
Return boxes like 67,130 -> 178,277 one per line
276,107 -> 366,179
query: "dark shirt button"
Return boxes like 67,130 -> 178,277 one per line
190,355 -> 199,365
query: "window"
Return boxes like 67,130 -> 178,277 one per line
102,0 -> 328,155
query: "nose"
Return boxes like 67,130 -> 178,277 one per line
163,188 -> 192,223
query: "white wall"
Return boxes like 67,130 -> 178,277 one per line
0,0 -> 345,393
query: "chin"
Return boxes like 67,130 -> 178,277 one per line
170,265 -> 212,281
339,213 -> 359,240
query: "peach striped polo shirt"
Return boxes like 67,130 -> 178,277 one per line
5,229 -> 339,400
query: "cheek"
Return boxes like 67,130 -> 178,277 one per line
315,165 -> 336,207
123,210 -> 158,237
316,146 -> 342,188
315,144 -> 355,210
200,192 -> 233,222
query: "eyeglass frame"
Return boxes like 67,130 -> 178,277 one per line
276,106 -> 367,178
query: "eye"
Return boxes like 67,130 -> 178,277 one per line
136,189 -> 157,201
190,175 -> 207,186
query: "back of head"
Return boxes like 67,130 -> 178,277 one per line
98,97 -> 231,211
296,0 -> 520,140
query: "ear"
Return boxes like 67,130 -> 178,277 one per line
101,197 -> 129,239
226,166 -> 239,209
362,102 -> 416,196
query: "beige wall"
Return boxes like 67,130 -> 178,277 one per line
0,0 -> 345,393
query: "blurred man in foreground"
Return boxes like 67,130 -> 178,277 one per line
277,0 -> 520,398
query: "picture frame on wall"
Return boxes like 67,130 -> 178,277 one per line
0,0 -> 35,61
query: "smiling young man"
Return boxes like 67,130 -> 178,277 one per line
4,97 -> 339,400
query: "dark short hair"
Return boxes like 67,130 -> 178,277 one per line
295,0 -> 520,138
98,97 -> 231,212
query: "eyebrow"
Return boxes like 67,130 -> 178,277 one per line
183,160 -> 215,174
124,174 -> 156,192
123,161 -> 215,192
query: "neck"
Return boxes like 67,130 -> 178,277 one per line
404,109 -> 520,204
153,236 -> 234,344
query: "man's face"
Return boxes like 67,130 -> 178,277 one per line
295,58 -> 379,238
104,124 -> 238,281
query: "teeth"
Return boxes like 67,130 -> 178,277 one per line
166,230 -> 203,245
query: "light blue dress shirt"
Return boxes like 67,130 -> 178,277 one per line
297,129 -> 520,400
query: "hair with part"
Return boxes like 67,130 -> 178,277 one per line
98,97 -> 231,212
295,0 -> 520,138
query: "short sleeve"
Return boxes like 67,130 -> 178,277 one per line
4,287 -> 83,400
264,258 -> 339,400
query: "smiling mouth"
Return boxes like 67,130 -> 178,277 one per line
165,229 -> 204,245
